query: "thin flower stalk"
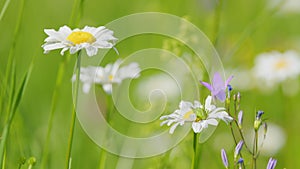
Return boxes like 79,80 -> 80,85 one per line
65,51 -> 82,169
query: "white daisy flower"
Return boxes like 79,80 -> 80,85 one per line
73,59 -> 141,94
268,0 -> 300,14
160,95 -> 233,134
252,50 -> 300,87
42,25 -> 117,56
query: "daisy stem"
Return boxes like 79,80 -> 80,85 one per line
42,0 -> 83,167
65,51 -> 82,169
192,133 -> 200,169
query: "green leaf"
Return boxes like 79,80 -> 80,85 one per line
0,62 -> 34,168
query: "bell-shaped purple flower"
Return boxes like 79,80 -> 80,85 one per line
266,157 -> 277,169
200,72 -> 233,102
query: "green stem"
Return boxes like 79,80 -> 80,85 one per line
252,130 -> 258,169
0,0 -> 25,120
41,0 -> 84,167
192,133 -> 199,169
65,51 -> 82,169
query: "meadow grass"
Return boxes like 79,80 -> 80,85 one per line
1,0 -> 300,168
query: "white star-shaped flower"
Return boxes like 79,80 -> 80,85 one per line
42,25 -> 117,56
160,96 -> 233,134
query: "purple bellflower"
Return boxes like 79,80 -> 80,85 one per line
267,158 -> 277,169
200,72 -> 233,102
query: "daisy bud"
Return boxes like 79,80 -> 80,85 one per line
234,140 -> 244,159
266,157 -> 277,169
221,149 -> 229,168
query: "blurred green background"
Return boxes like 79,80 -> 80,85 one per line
1,0 -> 300,168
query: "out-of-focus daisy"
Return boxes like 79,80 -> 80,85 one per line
42,25 -> 117,56
200,72 -> 233,102
252,50 -> 300,87
268,0 -> 300,14
160,95 -> 233,134
73,59 -> 140,94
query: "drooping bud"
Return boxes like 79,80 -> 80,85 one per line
221,149 -> 229,168
234,140 -> 244,159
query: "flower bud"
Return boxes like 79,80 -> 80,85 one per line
221,149 -> 229,168
234,140 -> 244,159
254,110 -> 264,131
238,110 -> 243,129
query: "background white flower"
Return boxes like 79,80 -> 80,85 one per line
42,25 -> 117,56
268,0 -> 300,14
252,50 -> 300,87
160,96 -> 233,134
73,59 -> 141,94
72,66 -> 99,93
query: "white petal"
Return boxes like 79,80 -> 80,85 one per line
60,47 -> 69,55
169,122 -> 180,134
179,101 -> 193,112
102,84 -> 112,94
193,100 -> 202,108
192,122 -> 203,133
69,46 -> 80,54
83,83 -> 91,93
117,62 -> 140,80
42,43 -> 65,51
206,119 -> 218,126
85,46 -> 98,56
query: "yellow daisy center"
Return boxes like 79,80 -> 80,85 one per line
183,110 -> 194,120
67,31 -> 96,45
195,117 -> 202,122
108,75 -> 114,81
275,59 -> 287,70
